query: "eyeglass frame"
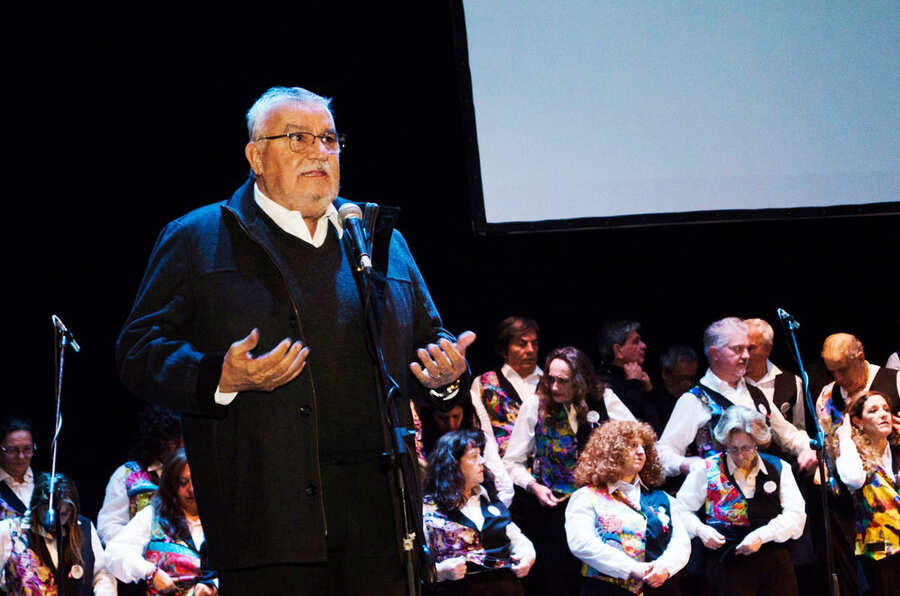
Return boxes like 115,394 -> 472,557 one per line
725,444 -> 757,456
0,444 -> 36,457
255,131 -> 347,154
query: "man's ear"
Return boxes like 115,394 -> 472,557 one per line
612,343 -> 624,361
245,141 -> 263,177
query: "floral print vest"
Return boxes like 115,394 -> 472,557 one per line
854,466 -> 900,560
3,516 -> 94,596
124,461 -> 159,520
478,371 -> 521,457
144,512 -> 207,596
422,493 -> 513,570
533,405 -> 578,495
580,486 -> 673,595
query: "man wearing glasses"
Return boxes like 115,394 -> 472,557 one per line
116,86 -> 473,594
656,317 -> 817,478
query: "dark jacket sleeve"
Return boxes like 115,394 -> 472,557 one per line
115,219 -> 226,417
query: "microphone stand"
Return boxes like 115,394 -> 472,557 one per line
342,211 -> 427,596
777,310 -> 839,596
48,315 -> 80,591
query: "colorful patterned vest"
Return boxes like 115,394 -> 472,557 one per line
423,493 -> 514,571
533,405 -> 579,495
478,371 -> 523,457
124,461 -> 159,520
703,452 -> 782,537
144,511 -> 210,596
579,486 -> 673,595
854,466 -> 900,560
3,516 -> 95,596
0,482 -> 28,522
689,384 -> 773,459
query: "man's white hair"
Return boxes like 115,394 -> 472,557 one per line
744,318 -> 774,346
703,317 -> 749,357
246,86 -> 333,140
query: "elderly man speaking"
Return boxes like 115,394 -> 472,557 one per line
116,86 -> 474,595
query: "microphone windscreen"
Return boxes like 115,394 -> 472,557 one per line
338,203 -> 363,225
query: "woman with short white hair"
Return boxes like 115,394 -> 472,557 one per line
676,405 -> 805,596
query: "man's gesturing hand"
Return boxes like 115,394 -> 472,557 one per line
409,331 -> 476,389
219,329 -> 309,393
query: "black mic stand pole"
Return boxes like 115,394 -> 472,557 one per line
342,220 -> 428,596
777,309 -> 839,596
48,315 -> 80,591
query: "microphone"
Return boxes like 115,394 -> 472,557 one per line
338,203 -> 372,274
776,308 -> 799,328
51,315 -> 81,352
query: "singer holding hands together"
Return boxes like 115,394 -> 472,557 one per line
116,85 -> 474,595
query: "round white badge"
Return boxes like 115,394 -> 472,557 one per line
763,481 -> 777,494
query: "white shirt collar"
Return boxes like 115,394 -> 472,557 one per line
726,453 -> 767,477
501,363 -> 543,386
607,475 -> 644,507
0,466 -> 33,487
746,359 -> 781,386
253,183 -> 342,248
702,368 -> 748,395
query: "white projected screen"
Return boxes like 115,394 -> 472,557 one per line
463,1 -> 900,224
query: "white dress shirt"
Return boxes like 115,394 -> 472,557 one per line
886,352 -> 900,371
676,453 -> 806,545
0,517 -> 117,595
835,431 -> 895,491
745,359 -> 805,428
565,479 -> 690,581
106,505 -> 207,584
0,466 -> 34,509
215,183 -> 344,405
658,369 -> 812,477
97,461 -> 162,545
503,389 -> 636,490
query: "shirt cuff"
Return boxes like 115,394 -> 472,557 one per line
214,387 -> 238,405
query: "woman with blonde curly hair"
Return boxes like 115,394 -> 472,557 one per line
565,420 -> 689,596
834,390 -> 899,595
676,406 -> 805,596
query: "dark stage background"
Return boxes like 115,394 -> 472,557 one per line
10,4 -> 898,520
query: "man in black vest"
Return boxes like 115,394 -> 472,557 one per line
657,317 -> 817,479
744,318 -> 806,429
116,86 -> 474,595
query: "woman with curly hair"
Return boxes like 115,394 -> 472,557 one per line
423,430 -> 534,595
0,472 -> 117,595
565,420 -> 689,595
676,405 -> 805,596
503,346 -> 636,595
106,449 -> 217,595
834,390 -> 899,595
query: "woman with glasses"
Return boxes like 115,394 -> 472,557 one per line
565,419 -> 689,596
0,417 -> 36,521
503,346 -> 635,595
833,390 -> 899,596
423,429 -> 534,595
676,405 -> 805,596
0,472 -> 117,595
106,449 -> 217,595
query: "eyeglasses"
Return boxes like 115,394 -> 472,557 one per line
726,444 -> 757,456
725,344 -> 749,356
256,131 -> 347,154
0,444 -> 35,457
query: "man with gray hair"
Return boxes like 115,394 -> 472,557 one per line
116,86 -> 474,594
657,317 -> 817,478
743,318 -> 806,429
